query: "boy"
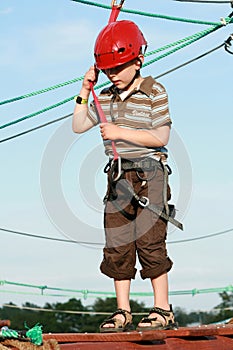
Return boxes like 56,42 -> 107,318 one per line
72,20 -> 178,332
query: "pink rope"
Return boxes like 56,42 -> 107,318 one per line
89,82 -> 119,160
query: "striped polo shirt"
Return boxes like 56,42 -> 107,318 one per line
87,76 -> 171,159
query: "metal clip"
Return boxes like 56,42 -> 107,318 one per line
138,196 -> 150,208
225,34 -> 233,54
111,0 -> 124,8
112,157 -> 123,182
220,17 -> 227,26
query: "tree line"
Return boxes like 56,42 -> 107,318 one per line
0,292 -> 233,333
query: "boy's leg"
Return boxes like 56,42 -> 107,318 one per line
102,279 -> 131,329
137,273 -> 169,327
151,272 -> 169,310
115,279 -> 131,311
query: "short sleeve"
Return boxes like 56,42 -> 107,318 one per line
151,82 -> 172,128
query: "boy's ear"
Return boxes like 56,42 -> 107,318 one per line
136,54 -> 144,69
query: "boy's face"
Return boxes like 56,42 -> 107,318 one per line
102,55 -> 144,90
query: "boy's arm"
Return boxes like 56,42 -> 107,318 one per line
100,123 -> 170,147
72,66 -> 98,134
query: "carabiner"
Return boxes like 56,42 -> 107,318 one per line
112,156 -> 123,182
111,0 -> 125,8
225,34 -> 233,55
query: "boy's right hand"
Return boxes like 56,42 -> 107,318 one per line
82,65 -> 99,91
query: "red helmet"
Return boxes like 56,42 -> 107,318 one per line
94,20 -> 147,70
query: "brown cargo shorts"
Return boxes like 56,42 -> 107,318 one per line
100,162 -> 173,280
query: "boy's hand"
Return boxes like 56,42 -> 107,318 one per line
82,66 -> 99,92
100,123 -> 122,141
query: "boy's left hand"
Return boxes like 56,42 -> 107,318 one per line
100,123 -> 122,141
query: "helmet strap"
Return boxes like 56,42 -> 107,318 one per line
123,69 -> 140,91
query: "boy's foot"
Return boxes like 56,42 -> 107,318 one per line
99,308 -> 133,333
136,305 -> 178,331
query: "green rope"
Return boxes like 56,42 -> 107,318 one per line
0,81 -> 111,129
1,280 -> 233,299
0,97 -> 74,130
144,24 -> 221,68
0,76 -> 84,106
0,18 -> 231,129
145,25 -> 221,57
0,22 -> 230,108
0,324 -> 43,346
0,34 -> 209,107
71,0 -> 225,26
25,324 -> 43,346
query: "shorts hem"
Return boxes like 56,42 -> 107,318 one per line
100,262 -> 137,280
140,258 -> 173,280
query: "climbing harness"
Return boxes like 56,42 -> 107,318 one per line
104,156 -> 183,231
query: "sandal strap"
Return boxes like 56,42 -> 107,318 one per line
100,308 -> 132,328
149,306 -> 171,318
112,308 -> 131,317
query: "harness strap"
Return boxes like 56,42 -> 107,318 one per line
117,179 -> 183,230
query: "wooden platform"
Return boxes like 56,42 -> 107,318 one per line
43,324 -> 233,349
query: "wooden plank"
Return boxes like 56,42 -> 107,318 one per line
58,336 -> 233,350
43,324 -> 233,350
43,330 -> 166,343
59,342 -> 163,350
165,336 -> 233,350
165,324 -> 233,338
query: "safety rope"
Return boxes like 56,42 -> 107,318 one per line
71,0 -> 230,26
154,42 -> 225,79
0,20 -> 231,109
0,225 -> 232,246
0,76 -> 84,107
90,81 -> 119,160
0,30 -> 230,130
0,81 -> 109,129
1,279 -> 233,299
0,30 -> 215,107
143,24 -> 224,68
0,114 -> 72,144
3,303 -> 233,315
0,39 -> 226,144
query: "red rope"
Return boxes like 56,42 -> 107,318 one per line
88,1 -> 125,161
89,82 -> 119,160
108,0 -> 124,23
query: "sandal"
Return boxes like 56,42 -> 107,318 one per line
99,308 -> 133,333
136,305 -> 178,331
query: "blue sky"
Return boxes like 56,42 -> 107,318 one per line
0,0 -> 233,313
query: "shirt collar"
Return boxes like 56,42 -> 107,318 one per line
136,76 -> 154,97
108,76 -> 154,98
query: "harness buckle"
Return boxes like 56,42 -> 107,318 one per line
138,196 -> 150,208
